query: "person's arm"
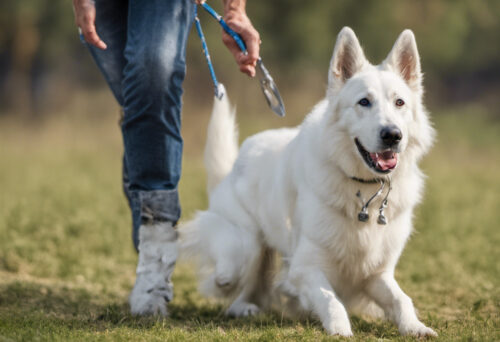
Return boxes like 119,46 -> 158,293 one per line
196,0 -> 260,77
72,0 -> 107,50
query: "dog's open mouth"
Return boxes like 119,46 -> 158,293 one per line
355,138 -> 398,174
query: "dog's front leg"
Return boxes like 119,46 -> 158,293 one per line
365,272 -> 437,337
287,238 -> 352,336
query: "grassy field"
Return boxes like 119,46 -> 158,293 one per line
0,95 -> 498,341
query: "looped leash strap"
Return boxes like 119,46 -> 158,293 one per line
194,5 -> 224,99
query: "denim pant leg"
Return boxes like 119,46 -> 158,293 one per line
83,0 -> 139,241
84,0 -> 195,250
85,0 -> 128,106
122,0 -> 196,248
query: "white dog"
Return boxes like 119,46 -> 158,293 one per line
180,27 -> 437,337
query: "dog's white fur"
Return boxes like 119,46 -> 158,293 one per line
180,27 -> 436,337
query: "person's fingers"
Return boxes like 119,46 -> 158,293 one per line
82,24 -> 107,50
222,32 -> 244,62
240,63 -> 256,77
74,3 -> 107,50
223,32 -> 256,77
223,12 -> 260,77
239,29 -> 260,65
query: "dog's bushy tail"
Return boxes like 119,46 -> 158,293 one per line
204,84 -> 238,194
179,85 -> 240,298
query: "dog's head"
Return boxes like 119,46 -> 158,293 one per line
325,27 -> 434,178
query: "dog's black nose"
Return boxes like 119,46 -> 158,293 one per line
380,125 -> 402,147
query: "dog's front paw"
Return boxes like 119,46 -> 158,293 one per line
325,320 -> 353,337
399,321 -> 437,337
129,274 -> 173,316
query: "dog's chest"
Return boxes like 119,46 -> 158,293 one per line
324,220 -> 394,283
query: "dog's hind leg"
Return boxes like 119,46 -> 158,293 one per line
226,291 -> 261,317
225,245 -> 277,317
181,211 -> 245,295
249,247 -> 276,309
181,211 -> 272,316
180,211 -> 263,302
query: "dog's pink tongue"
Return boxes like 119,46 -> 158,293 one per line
370,151 -> 398,170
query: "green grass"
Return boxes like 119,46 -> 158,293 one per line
0,100 -> 499,341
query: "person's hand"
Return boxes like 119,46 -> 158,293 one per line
194,0 -> 206,4
222,7 -> 260,77
72,0 -> 107,50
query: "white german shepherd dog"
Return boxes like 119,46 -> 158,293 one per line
180,27 -> 437,337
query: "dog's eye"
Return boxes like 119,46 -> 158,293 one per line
358,98 -> 371,107
395,99 -> 405,107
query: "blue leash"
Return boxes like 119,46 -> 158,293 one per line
200,3 -> 247,53
194,5 -> 224,99
194,3 -> 286,117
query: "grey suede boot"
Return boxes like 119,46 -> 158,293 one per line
129,222 -> 178,315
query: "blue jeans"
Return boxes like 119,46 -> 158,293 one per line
83,0 -> 196,250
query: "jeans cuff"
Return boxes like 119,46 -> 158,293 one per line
132,189 -> 181,226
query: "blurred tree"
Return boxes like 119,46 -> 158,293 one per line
0,0 -> 99,116
0,0 -> 498,116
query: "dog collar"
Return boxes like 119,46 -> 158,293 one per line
350,176 -> 384,184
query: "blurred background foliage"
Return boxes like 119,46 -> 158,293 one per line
0,0 -> 499,118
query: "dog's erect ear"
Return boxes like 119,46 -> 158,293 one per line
384,30 -> 422,92
328,27 -> 367,91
